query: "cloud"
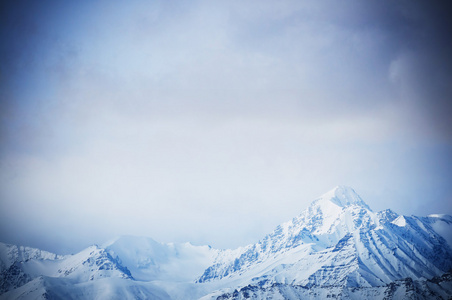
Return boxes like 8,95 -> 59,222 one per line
0,0 -> 451,253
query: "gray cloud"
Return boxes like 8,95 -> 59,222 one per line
1,0 -> 451,253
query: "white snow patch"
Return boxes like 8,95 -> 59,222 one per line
392,216 -> 407,227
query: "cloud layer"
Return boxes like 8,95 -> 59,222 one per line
1,0 -> 451,253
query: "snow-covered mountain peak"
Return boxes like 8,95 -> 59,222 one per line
317,185 -> 371,210
2,186 -> 452,300
262,187 -> 375,248
197,187 -> 452,293
196,187 -> 381,283
0,242 -> 64,273
103,235 -> 219,282
286,186 -> 375,240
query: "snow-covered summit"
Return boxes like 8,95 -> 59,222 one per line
198,186 -> 378,283
197,186 -> 452,289
287,185 -> 374,242
316,185 -> 371,210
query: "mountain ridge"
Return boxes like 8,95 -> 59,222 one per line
1,186 -> 452,299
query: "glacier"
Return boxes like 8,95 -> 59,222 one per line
1,186 -> 451,299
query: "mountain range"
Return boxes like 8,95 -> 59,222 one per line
1,186 -> 451,299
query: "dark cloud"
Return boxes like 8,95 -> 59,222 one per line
386,1 -> 452,138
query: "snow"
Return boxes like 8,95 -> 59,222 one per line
0,277 -> 48,300
321,185 -> 370,209
0,277 -> 171,300
103,235 -> 218,282
1,186 -> 452,299
0,243 -> 63,273
392,216 -> 407,227
428,217 -> 452,248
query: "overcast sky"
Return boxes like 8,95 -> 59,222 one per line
1,0 -> 451,254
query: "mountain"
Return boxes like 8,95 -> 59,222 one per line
0,237 -> 217,300
207,272 -> 452,300
198,186 -> 452,299
1,186 -> 452,299
102,235 -> 218,282
198,186 -> 452,287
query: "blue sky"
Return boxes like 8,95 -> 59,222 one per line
1,0 -> 451,254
